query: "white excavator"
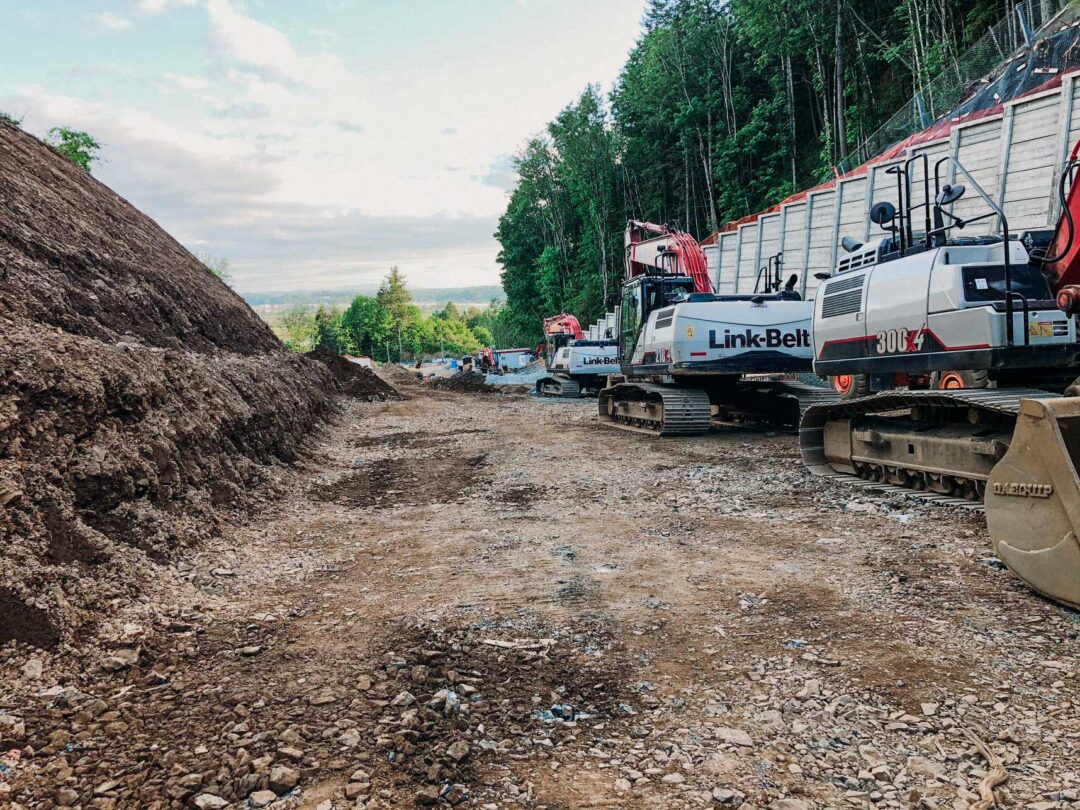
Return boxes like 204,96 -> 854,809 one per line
534,313 -> 620,398
598,220 -> 834,435
800,144 -> 1080,608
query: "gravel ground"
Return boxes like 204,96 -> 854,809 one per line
3,378 -> 1079,810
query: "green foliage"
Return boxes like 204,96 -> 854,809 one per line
496,0 -> 1000,333
46,127 -> 102,172
198,255 -> 232,285
277,306 -> 319,353
288,268 -> 498,361
0,111 -> 22,127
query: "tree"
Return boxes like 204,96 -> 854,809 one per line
277,307 -> 318,353
340,294 -> 390,358
495,0 -> 1004,330
0,111 -> 21,127
47,127 -> 102,172
376,267 -> 414,360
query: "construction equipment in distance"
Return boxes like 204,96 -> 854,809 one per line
598,219 -> 831,435
534,312 -> 619,398
800,143 -> 1080,608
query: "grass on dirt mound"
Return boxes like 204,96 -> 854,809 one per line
0,120 -> 336,650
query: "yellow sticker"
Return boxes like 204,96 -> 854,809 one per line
1028,321 -> 1052,337
686,326 -> 695,339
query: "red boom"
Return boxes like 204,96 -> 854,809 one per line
624,220 -> 712,294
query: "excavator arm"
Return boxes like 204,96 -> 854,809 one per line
624,220 -> 713,294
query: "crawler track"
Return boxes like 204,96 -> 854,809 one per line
799,387 -> 1058,509
535,375 -> 581,398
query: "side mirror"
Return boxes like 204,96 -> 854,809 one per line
841,236 -> 863,253
869,201 -> 897,226
936,183 -> 965,206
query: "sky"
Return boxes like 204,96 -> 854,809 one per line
0,0 -> 646,292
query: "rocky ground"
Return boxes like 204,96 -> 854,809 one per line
3,376 -> 1080,809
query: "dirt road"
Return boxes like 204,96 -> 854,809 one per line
4,380 -> 1080,809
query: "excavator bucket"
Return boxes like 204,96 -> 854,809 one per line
985,397 -> 1080,609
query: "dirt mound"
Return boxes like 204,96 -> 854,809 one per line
0,120 -> 335,649
428,370 -> 497,394
375,362 -> 424,386
303,346 -> 400,401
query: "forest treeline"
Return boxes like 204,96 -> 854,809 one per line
495,0 -> 1010,343
276,268 -> 512,360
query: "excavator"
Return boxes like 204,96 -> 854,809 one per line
534,313 -> 619,398
598,219 -> 834,435
800,142 -> 1080,608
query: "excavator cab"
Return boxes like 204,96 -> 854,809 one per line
618,274 -> 696,366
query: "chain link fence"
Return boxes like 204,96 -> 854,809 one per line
836,0 -> 1075,175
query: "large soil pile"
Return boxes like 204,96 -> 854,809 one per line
0,121 -> 334,649
303,346 -> 400,400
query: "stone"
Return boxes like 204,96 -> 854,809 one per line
716,727 -> 753,747
770,801 -> 810,810
56,789 -> 79,807
345,782 -> 368,799
349,769 -> 370,782
240,645 -> 263,656
269,764 -> 300,793
308,690 -> 336,706
447,740 -> 470,762
102,648 -> 139,671
415,785 -> 441,805
757,709 -> 784,731
615,778 -> 633,792
906,756 -> 947,781
250,791 -> 277,808
713,787 -> 746,807
391,690 -> 416,707
192,795 -> 229,810
278,746 -> 304,762
795,680 -> 820,700
662,773 -> 686,784
921,702 -> 938,716
21,658 -> 43,680
340,728 -> 361,748
357,674 -> 373,691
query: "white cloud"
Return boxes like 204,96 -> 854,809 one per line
93,12 -> 132,31
137,0 -> 198,13
6,0 -> 646,291
162,72 -> 210,91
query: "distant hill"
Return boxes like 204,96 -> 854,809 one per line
244,285 -> 505,313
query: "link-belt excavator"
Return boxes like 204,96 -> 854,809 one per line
597,219 -> 834,435
534,313 -> 619,398
800,142 -> 1080,607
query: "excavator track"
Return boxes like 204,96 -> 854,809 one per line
598,379 -> 837,436
597,383 -> 712,435
799,387 -> 1058,508
535,375 -> 581,398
